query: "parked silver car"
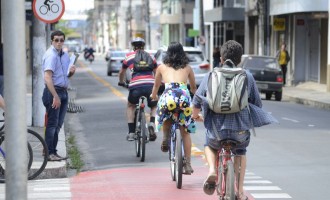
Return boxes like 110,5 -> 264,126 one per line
107,50 -> 128,76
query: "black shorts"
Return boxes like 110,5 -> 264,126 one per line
128,86 -> 158,108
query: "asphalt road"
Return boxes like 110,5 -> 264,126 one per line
66,56 -> 330,200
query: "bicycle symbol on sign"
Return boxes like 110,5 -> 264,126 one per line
39,0 -> 59,15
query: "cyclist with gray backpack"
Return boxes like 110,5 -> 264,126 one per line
118,37 -> 158,142
192,40 -> 277,199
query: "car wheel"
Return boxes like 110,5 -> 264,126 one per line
275,91 -> 282,101
265,92 -> 272,100
107,71 -> 112,76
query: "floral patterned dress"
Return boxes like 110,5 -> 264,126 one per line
156,82 -> 196,134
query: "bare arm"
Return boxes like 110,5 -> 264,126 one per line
188,66 -> 197,94
44,70 -> 60,109
150,65 -> 163,100
118,68 -> 127,83
0,95 -> 5,111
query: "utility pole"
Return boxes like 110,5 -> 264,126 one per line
145,0 -> 151,49
257,0 -> 264,56
199,0 -> 205,53
129,0 -> 132,41
32,15 -> 46,127
3,0 -> 28,199
180,0 -> 186,45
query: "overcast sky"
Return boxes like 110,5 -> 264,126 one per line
64,0 -> 94,13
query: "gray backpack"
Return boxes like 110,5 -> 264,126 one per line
206,60 -> 248,114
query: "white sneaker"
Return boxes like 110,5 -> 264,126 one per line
126,132 -> 135,141
148,122 -> 157,141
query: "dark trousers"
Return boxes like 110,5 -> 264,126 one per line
280,64 -> 287,85
42,87 -> 68,155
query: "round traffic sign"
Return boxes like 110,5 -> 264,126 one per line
32,0 -> 65,23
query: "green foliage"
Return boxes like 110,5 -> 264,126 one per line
67,135 -> 84,173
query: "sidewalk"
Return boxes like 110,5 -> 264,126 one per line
282,81 -> 330,111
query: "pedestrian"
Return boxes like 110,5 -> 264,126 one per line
212,47 -> 220,68
192,40 -> 277,199
150,41 -> 197,175
276,43 -> 290,85
118,37 -> 158,142
42,30 -> 76,161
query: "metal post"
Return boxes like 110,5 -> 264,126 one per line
257,0 -> 264,56
327,0 -> 330,92
145,0 -> 151,49
199,0 -> 205,53
2,0 -> 28,199
32,15 -> 46,127
180,0 -> 186,45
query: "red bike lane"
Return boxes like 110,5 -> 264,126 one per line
70,165 -> 254,200
70,166 -> 211,200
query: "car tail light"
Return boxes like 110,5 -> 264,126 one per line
199,64 -> 210,69
277,75 -> 283,83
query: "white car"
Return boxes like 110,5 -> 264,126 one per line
153,46 -> 210,86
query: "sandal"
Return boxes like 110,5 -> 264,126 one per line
236,192 -> 248,200
203,173 -> 216,195
161,140 -> 169,152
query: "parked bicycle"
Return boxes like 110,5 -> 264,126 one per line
0,132 -> 33,183
216,139 -> 241,200
0,117 -> 48,181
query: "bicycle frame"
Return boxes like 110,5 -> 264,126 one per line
216,140 -> 238,200
169,114 -> 185,189
134,96 -> 149,162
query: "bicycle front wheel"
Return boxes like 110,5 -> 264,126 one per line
140,111 -> 147,162
225,160 -> 235,200
0,131 -> 33,183
175,128 -> 183,189
27,129 -> 48,180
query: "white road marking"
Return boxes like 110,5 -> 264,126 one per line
244,180 -> 272,184
282,117 -> 299,123
251,193 -> 292,198
244,186 -> 281,190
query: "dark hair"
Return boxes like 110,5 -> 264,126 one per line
163,42 -> 189,70
51,30 -> 65,41
220,40 -> 243,66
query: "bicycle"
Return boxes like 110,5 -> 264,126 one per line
0,132 -> 33,183
168,110 -> 186,189
118,82 -> 150,162
216,139 -> 241,200
0,117 -> 49,180
133,96 -> 151,162
39,3 -> 59,15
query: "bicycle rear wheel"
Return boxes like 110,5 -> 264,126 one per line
135,111 -> 141,157
139,111 -> 147,162
169,129 -> 176,181
225,160 -> 235,200
0,131 -> 33,183
27,129 -> 48,180
217,154 -> 225,198
175,128 -> 183,189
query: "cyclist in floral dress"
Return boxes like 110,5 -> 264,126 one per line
150,42 -> 197,174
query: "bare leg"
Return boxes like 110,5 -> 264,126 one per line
150,106 -> 156,118
127,102 -> 135,123
180,126 -> 191,158
234,155 -> 247,198
180,126 -> 193,174
162,119 -> 171,140
204,146 -> 217,175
